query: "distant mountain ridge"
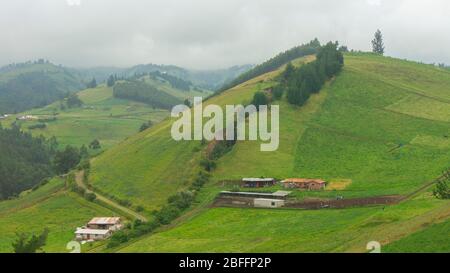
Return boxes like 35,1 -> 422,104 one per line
0,59 -> 252,114
0,60 -> 83,114
75,63 -> 253,91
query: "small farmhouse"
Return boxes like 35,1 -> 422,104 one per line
74,217 -> 123,242
87,217 -> 122,231
281,178 -> 327,190
242,178 -> 276,188
16,115 -> 37,121
75,228 -> 111,241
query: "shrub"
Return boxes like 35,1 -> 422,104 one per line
107,230 -> 129,248
84,192 -> 96,202
168,191 -> 195,210
251,91 -> 269,111
433,169 -> 450,199
28,123 -> 46,130
200,158 -> 216,172
154,205 -> 181,225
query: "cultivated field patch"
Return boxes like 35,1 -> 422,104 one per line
385,95 -> 450,122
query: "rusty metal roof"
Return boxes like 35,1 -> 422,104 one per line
88,217 -> 121,225
281,178 -> 326,184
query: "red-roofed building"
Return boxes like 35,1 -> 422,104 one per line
281,178 -> 327,190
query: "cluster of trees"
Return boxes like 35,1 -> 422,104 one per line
106,75 -> 118,87
139,120 -> 153,132
53,145 -> 82,174
113,80 -> 182,109
0,72 -> 67,114
12,228 -> 49,253
0,125 -> 55,199
66,93 -> 83,108
89,139 -> 101,150
251,91 -> 269,111
278,42 -> 343,106
86,78 -> 97,88
0,124 -> 101,199
150,71 -> 192,91
218,39 -> 322,92
433,169 -> 450,199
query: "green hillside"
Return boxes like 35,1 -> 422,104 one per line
118,192 -> 449,252
0,61 -> 83,113
2,85 -> 168,150
213,53 -> 450,198
87,55 -> 314,213
0,177 -> 120,253
383,217 -> 450,253
90,53 -> 449,252
1,52 -> 448,253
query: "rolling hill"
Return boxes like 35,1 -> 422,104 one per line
1,85 -> 168,151
0,177 -> 121,252
1,71 -> 211,151
0,61 -> 83,114
0,50 -> 448,253
88,52 -> 450,252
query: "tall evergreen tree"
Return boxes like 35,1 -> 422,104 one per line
372,29 -> 385,55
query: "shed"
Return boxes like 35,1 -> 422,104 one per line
219,191 -> 291,200
242,178 -> 276,188
254,198 -> 285,208
75,228 -> 111,241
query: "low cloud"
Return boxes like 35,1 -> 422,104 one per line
1,0 -> 449,69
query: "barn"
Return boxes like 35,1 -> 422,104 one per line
281,178 -> 327,190
242,178 -> 276,188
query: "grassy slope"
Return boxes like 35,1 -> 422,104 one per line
119,192 -> 449,253
0,178 -> 119,253
118,53 -> 450,252
3,85 -> 168,150
88,56 -> 315,213
142,75 -> 210,100
0,63 -> 80,86
214,53 -> 450,198
383,217 -> 450,253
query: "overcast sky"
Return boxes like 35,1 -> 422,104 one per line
1,0 -> 449,69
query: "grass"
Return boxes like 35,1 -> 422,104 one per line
3,85 -> 168,150
3,53 -> 448,253
212,53 -> 450,199
87,57 -> 314,212
0,178 -> 120,253
118,192 -> 449,253
383,217 -> 450,253
106,53 -> 450,252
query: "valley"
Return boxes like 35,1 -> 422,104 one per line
0,50 -> 448,253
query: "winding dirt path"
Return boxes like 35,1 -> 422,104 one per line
75,170 -> 147,222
